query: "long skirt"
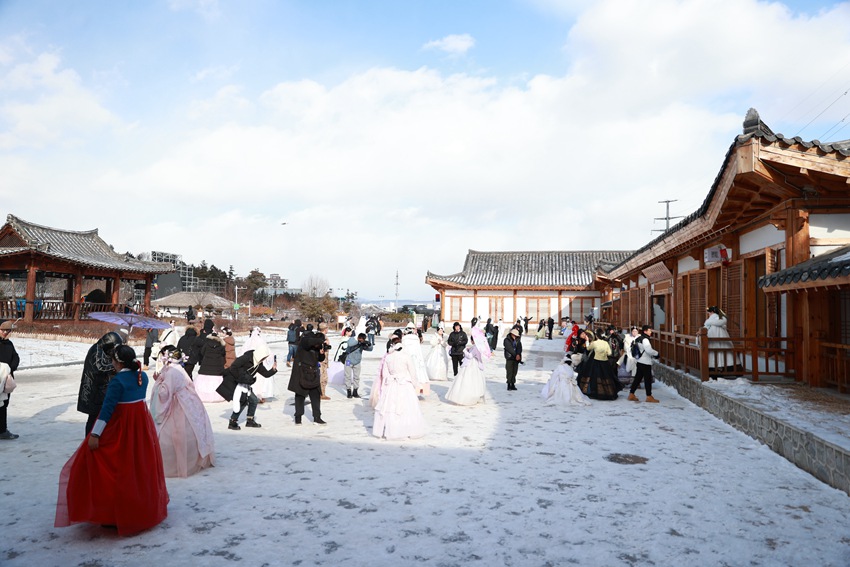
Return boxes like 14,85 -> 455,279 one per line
194,372 -> 225,402
424,345 -> 449,382
55,401 -> 169,535
373,381 -> 427,440
445,361 -> 486,406
577,357 -> 623,400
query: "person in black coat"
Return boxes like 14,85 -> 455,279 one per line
503,328 -> 523,391
547,317 -> 555,340
287,330 -> 327,425
77,331 -> 123,435
197,332 -> 227,377
177,327 -> 198,377
216,345 -> 277,430
0,320 -> 21,440
447,322 -> 468,377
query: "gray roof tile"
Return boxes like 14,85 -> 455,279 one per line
1,214 -> 172,274
427,249 -> 634,289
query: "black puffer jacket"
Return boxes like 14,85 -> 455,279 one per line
197,334 -> 226,376
447,330 -> 468,357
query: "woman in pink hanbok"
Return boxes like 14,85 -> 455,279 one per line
372,336 -> 427,440
149,347 -> 215,478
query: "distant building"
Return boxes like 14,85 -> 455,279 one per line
426,250 -> 633,325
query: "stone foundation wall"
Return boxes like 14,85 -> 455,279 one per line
654,364 -> 850,497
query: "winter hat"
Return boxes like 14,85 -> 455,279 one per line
509,328 -> 520,337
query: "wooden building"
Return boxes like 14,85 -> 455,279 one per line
599,109 -> 850,390
426,250 -> 632,326
0,215 -> 174,322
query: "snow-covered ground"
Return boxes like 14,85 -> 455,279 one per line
3,331 -> 850,566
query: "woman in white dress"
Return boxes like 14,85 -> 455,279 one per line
149,346 -> 215,478
704,306 -> 737,378
241,327 -> 276,400
619,327 -> 639,379
424,327 -> 449,381
445,334 -> 487,406
401,323 -> 430,396
541,354 -> 592,407
372,337 -> 427,440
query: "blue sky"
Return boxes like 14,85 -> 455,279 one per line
2,0 -> 850,300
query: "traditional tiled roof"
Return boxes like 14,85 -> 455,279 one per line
427,250 -> 634,289
759,245 -> 850,291
0,214 -> 172,274
605,108 -> 850,279
152,292 -> 232,309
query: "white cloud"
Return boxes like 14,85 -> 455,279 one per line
0,52 -> 122,150
422,34 -> 476,56
192,63 -> 240,83
5,0 -> 850,298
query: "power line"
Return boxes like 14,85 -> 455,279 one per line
794,86 -> 850,137
778,59 -> 850,126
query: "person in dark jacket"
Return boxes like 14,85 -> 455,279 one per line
77,331 -> 123,435
186,305 -> 195,323
503,328 -> 523,391
485,318 -> 499,352
194,330 -> 228,402
216,344 -> 277,430
0,320 -> 21,440
547,317 -> 555,340
177,327 -> 198,377
447,322 -> 468,377
286,319 -> 304,367
287,329 -> 327,425
143,328 -> 159,369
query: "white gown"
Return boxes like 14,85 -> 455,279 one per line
704,314 -> 736,368
445,346 -> 486,406
402,332 -> 430,396
541,363 -> 591,407
424,334 -> 449,381
373,349 -> 427,440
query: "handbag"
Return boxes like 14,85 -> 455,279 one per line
298,362 -> 321,390
3,375 -> 17,394
150,342 -> 162,359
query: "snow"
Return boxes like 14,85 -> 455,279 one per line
3,331 -> 850,566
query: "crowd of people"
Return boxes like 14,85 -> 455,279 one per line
0,304 -> 728,537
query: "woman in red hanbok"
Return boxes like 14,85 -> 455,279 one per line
56,345 -> 168,535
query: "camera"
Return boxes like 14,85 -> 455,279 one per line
321,343 -> 332,351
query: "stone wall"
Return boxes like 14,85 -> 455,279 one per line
654,364 -> 850,497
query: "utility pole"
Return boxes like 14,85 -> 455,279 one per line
395,270 -> 400,306
653,200 -> 685,233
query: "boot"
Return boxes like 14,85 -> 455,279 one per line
352,388 -> 360,398
347,389 -> 353,399
628,393 -> 640,402
228,418 -> 241,430
645,395 -> 659,403
294,416 -> 302,425
314,417 -> 327,425
245,416 -> 262,428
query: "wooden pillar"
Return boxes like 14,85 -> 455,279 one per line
144,275 -> 153,316
698,327 -> 709,381
24,262 -> 37,323
111,275 -> 121,310
73,272 -> 83,321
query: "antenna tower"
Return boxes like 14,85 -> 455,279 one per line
652,200 -> 685,233
395,270 -> 400,304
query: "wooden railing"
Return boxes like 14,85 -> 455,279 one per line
654,328 -> 794,382
0,300 -> 132,321
819,342 -> 850,393
592,321 -> 795,383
